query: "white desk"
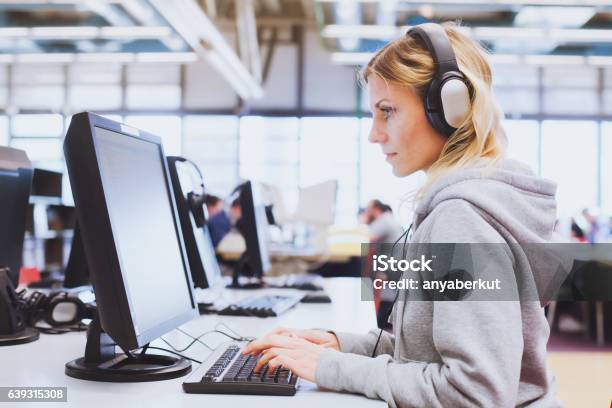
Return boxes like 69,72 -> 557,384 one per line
0,278 -> 385,408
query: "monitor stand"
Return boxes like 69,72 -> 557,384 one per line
65,314 -> 191,382
0,268 -> 40,346
227,253 -> 265,289
0,327 -> 39,346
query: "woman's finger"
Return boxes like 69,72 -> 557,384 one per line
243,334 -> 304,354
253,347 -> 281,372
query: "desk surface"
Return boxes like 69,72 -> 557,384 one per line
0,278 -> 384,408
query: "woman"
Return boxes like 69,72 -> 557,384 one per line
243,22 -> 561,407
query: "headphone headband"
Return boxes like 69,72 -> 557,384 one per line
406,23 -> 461,77
404,23 -> 471,137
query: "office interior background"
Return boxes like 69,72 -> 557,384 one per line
0,1 -> 610,406
3,0 -> 612,231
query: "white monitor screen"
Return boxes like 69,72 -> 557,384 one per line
94,126 -> 193,337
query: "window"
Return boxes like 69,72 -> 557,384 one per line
9,139 -> 63,163
240,116 -> 299,209
126,85 -> 181,110
541,120 -> 598,217
359,117 -> 422,225
601,123 -> 612,215
0,116 -> 7,146
12,114 -> 63,138
125,115 -> 182,156
183,115 -> 239,197
503,120 -> 540,174
300,117 -> 359,225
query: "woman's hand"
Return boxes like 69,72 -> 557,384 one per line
269,327 -> 340,350
242,331 -> 336,382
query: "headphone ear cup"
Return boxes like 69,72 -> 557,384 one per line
424,78 -> 455,138
187,192 -> 207,228
440,76 -> 470,129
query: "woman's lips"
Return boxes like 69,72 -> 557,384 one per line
385,153 -> 397,161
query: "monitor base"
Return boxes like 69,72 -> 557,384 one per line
0,327 -> 39,346
226,281 -> 265,290
65,312 -> 191,382
65,353 -> 192,383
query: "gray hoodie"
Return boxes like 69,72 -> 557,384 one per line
315,159 -> 563,407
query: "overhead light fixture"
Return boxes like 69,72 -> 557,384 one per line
330,52 -> 372,65
315,0 -> 610,5
322,24 -> 398,40
31,26 -> 99,39
0,52 -> 198,64
99,26 -> 173,39
0,28 -> 28,37
586,56 -> 612,66
136,52 -> 198,63
15,53 -> 76,63
331,51 -> 612,66
77,53 -> 135,63
0,26 -> 173,41
524,54 -> 585,65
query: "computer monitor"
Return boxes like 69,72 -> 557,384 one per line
31,168 -> 62,198
230,181 -> 271,288
0,146 -> 33,286
292,180 -> 338,226
0,146 -> 39,346
62,223 -> 90,289
166,156 -> 221,290
63,112 -> 197,382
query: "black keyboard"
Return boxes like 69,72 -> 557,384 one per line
218,295 -> 302,317
183,344 -> 298,396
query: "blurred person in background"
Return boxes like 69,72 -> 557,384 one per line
362,199 -> 403,244
205,195 -> 232,247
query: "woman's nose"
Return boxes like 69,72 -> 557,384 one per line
368,124 -> 387,144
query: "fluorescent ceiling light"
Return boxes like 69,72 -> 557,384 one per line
0,28 -> 29,37
136,52 -> 198,62
322,24 -> 398,40
100,26 -> 173,39
586,56 -> 612,66
4,52 -> 196,64
523,55 -> 585,65
31,26 -> 99,39
488,54 -> 521,64
514,6 -> 594,28
331,52 -> 372,65
331,51 -> 612,66
76,53 -> 135,63
16,53 -> 76,63
0,26 -> 173,41
322,24 -> 612,44
315,0 -> 611,4
473,27 -> 544,40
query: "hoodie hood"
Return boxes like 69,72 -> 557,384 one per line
413,158 -> 557,244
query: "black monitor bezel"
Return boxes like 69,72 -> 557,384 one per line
238,181 -> 271,278
64,112 -> 197,352
166,156 -> 221,290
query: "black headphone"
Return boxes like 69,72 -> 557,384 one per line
173,157 -> 209,228
20,290 -> 95,334
406,23 -> 471,138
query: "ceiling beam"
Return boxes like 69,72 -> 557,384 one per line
148,0 -> 263,99
321,24 -> 612,44
316,0 -> 612,6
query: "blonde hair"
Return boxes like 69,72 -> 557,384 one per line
361,22 -> 507,203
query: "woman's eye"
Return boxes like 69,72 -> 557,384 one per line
380,108 -> 393,120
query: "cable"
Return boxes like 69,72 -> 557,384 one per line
371,223 -> 412,358
161,323 -> 255,356
145,346 -> 202,364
